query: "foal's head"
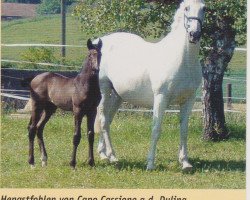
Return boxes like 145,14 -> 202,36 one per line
86,39 -> 102,74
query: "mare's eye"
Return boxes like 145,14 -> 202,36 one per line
203,7 -> 206,12
185,6 -> 190,12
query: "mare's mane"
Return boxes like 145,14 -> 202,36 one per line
170,2 -> 185,31
170,0 -> 205,31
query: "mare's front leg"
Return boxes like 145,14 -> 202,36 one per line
70,106 -> 84,168
179,96 -> 195,171
86,109 -> 97,167
147,93 -> 167,170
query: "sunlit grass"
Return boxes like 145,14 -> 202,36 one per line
1,112 -> 246,188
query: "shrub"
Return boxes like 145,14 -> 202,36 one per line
37,0 -> 61,15
20,46 -> 56,69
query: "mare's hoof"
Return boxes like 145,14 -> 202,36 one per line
109,155 -> 118,163
99,152 -> 109,160
146,159 -> 155,171
182,162 -> 193,172
146,166 -> 155,171
41,161 -> 47,167
146,163 -> 155,171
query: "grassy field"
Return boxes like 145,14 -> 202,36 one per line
1,112 -> 246,188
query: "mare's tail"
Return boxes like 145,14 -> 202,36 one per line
20,76 -> 35,87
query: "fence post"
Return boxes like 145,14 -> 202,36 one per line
61,0 -> 66,58
226,83 -> 232,110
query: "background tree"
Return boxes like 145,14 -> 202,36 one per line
200,1 -> 246,140
73,0 -> 177,38
73,0 -> 247,140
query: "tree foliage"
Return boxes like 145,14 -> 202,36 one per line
200,0 -> 246,57
73,0 -> 246,50
73,0 -> 177,38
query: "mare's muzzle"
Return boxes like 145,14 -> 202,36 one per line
189,30 -> 202,44
184,15 -> 203,44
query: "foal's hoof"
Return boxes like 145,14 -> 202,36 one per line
88,159 -> 95,167
30,164 -> 35,169
69,161 -> 76,169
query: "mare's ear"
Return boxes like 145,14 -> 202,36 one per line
97,39 -> 103,50
87,39 -> 94,50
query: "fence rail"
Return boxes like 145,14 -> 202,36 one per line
1,43 -> 247,51
0,92 -> 244,113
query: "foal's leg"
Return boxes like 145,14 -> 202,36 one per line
179,96 -> 195,171
36,103 -> 57,167
97,91 -> 122,161
28,102 -> 43,167
147,93 -> 167,170
86,109 -> 97,167
70,107 -> 84,168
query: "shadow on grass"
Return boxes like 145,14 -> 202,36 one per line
94,158 -> 245,174
191,158 -> 246,172
227,125 -> 246,141
96,159 -> 160,171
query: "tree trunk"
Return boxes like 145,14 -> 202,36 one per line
202,16 -> 236,141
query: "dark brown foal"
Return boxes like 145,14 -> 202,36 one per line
21,39 -> 102,168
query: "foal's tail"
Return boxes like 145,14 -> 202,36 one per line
20,76 -> 35,87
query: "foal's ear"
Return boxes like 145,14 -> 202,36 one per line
97,39 -> 103,50
87,39 -> 94,50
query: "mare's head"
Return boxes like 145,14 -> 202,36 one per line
86,39 -> 102,73
183,0 -> 206,44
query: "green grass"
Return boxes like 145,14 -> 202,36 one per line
1,112 -> 246,188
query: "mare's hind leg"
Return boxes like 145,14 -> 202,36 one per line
98,89 -> 121,162
70,107 -> 84,168
86,109 -> 97,167
36,102 -> 57,167
28,101 -> 43,168
179,96 -> 195,171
